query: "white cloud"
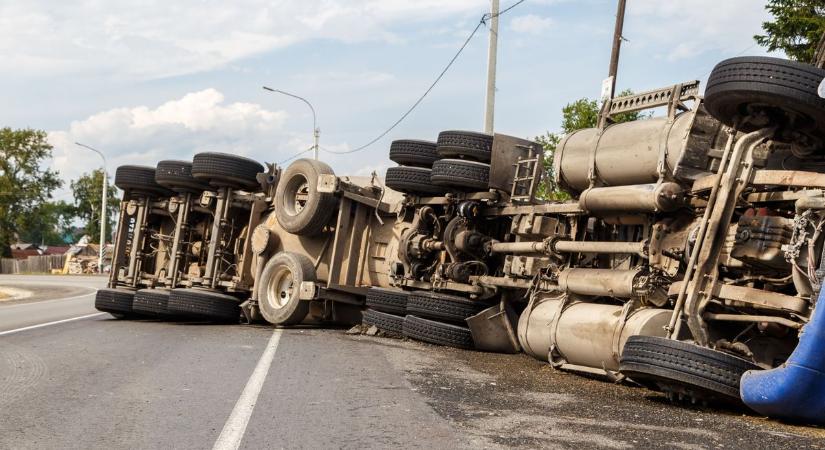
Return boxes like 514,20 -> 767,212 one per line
510,14 -> 554,35
626,0 -> 773,61
47,89 -> 292,195
0,0 -> 488,79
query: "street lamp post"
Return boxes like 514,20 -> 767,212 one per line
74,142 -> 108,273
262,87 -> 320,160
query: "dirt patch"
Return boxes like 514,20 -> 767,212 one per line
0,286 -> 33,302
352,333 -> 825,449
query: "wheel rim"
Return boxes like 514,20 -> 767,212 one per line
266,265 -> 294,309
284,175 -> 309,216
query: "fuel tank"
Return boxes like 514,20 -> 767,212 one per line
554,105 -> 724,193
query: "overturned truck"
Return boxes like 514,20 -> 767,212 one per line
97,56 -> 825,424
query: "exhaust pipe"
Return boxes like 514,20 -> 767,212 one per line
740,290 -> 825,425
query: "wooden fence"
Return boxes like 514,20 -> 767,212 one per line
0,255 -> 66,274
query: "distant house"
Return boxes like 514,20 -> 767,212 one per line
42,246 -> 71,256
10,242 -> 41,260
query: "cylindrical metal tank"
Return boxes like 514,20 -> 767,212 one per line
517,295 -> 670,371
554,112 -> 695,192
578,183 -> 684,214
557,268 -> 641,298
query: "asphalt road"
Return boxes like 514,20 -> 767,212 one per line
0,275 -> 823,449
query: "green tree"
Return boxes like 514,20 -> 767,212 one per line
755,0 -> 825,63
535,90 -> 644,200
16,201 -> 78,246
71,170 -> 119,245
0,128 -> 62,256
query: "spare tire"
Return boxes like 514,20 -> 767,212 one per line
167,288 -> 240,323
192,152 -> 264,190
385,167 -> 445,196
275,159 -> 337,236
436,130 -> 494,163
155,160 -> 210,193
431,159 -> 490,192
389,140 -> 439,168
257,252 -> 315,326
403,315 -> 474,350
407,291 -> 489,324
705,56 -> 825,140
619,336 -> 761,404
115,166 -> 171,197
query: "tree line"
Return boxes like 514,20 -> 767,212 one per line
0,128 -> 118,257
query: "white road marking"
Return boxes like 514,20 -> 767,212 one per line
213,329 -> 283,450
0,312 -> 106,336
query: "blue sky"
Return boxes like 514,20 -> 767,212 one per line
0,0 -> 775,199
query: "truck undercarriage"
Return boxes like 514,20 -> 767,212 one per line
96,56 -> 825,425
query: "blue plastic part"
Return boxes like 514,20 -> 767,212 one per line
740,289 -> 825,425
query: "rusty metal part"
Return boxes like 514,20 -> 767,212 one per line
203,186 -> 232,288
693,169 -> 825,193
730,215 -> 794,270
553,240 -> 647,257
485,202 -> 584,216
704,313 -> 802,330
666,127 -> 739,338
488,239 -> 646,257
746,189 -> 824,204
489,240 -> 546,254
668,281 -> 808,315
557,268 -> 641,298
678,128 -> 778,344
166,192 -> 192,286
578,183 -> 684,214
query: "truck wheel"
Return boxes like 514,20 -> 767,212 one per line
95,288 -> 136,318
430,159 -> 490,192
115,166 -> 172,197
365,288 -> 409,315
257,252 -> 315,326
389,140 -> 439,168
191,152 -> 264,190
385,167 -> 445,196
133,289 -> 171,317
619,336 -> 761,404
407,291 -> 489,324
275,159 -> 337,236
155,160 -> 210,193
362,309 -> 404,335
436,130 -> 494,163
705,56 -> 825,138
167,288 -> 240,323
403,315 -> 474,350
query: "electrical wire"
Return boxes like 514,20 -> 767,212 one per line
278,0 -> 527,161
277,145 -> 316,165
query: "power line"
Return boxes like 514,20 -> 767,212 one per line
279,0 -> 527,162
278,146 -> 316,165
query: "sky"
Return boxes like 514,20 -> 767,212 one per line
0,0 -> 776,201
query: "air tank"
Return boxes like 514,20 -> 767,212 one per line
554,106 -> 723,193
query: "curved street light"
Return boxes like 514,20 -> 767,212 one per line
262,86 -> 320,160
74,142 -> 108,273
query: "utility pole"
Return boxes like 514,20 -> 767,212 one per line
74,142 -> 108,273
607,0 -> 627,100
483,0 -> 500,134
263,87 -> 320,160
